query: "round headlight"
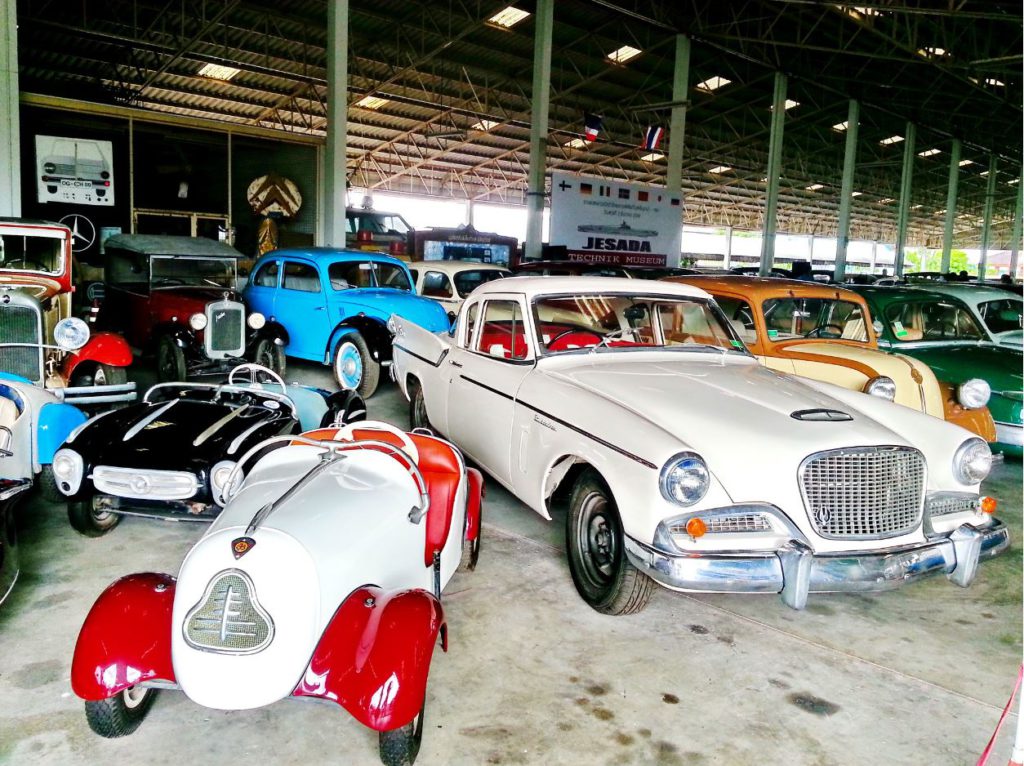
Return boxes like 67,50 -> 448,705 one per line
659,452 -> 710,506
51,448 -> 84,495
953,438 -> 992,485
864,375 -> 896,401
957,378 -> 991,409
210,460 -> 238,506
54,317 -> 90,351
189,312 -> 208,331
247,312 -> 266,330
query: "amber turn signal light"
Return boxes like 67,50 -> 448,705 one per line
980,496 -> 997,514
686,518 -> 707,538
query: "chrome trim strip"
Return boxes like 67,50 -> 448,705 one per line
193,405 -> 249,447
122,400 -> 177,442
994,422 -> 1024,446
228,418 -> 271,455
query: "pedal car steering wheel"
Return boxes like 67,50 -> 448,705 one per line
228,363 -> 287,390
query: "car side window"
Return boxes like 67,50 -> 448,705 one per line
422,271 -> 454,298
476,299 -> 529,360
282,262 -> 321,293
253,260 -> 279,288
461,302 -> 480,347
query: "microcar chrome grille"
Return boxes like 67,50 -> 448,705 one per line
92,466 -> 198,500
204,299 -> 245,359
0,303 -> 43,382
925,492 -> 978,518
799,446 -> 925,540
184,569 -> 274,654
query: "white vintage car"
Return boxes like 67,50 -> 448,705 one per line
71,422 -> 484,766
390,277 -> 1008,614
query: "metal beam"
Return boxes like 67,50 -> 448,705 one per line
834,99 -> 859,281
323,0 -> 349,246
525,0 -> 554,261
1011,182 -> 1023,279
893,122 -> 916,276
0,0 -> 20,216
941,139 -> 961,273
666,34 -> 690,194
759,72 -> 787,275
978,154 -> 998,279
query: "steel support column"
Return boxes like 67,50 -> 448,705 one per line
723,225 -> 733,269
323,0 -> 349,246
834,100 -> 859,281
0,0 -> 21,216
666,34 -> 690,194
1011,182 -> 1023,279
525,0 -> 554,262
978,155 -> 998,279
893,122 -> 915,277
760,72 -> 787,275
940,139 -> 961,273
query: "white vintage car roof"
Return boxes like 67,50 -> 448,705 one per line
913,281 -> 1021,308
470,275 -> 713,300
408,260 -> 510,276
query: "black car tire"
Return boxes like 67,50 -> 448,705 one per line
252,337 -> 286,377
38,465 -> 64,503
85,687 -> 157,738
379,705 -> 424,766
333,332 -> 380,398
156,336 -> 186,382
408,380 -> 430,431
566,469 -> 654,615
319,390 -> 367,428
92,364 -> 128,387
68,498 -> 121,537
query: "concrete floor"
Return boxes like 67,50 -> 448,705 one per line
0,359 -> 1020,766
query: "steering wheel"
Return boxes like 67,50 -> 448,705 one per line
804,324 -> 844,339
228,363 -> 287,390
547,328 -> 602,350
924,321 -> 956,339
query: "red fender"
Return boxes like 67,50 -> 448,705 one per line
292,586 -> 445,731
62,332 -> 133,378
466,467 -> 484,542
71,573 -> 176,701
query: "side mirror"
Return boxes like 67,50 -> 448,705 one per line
872,320 -> 884,336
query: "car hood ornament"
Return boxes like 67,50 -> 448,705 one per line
231,536 -> 256,559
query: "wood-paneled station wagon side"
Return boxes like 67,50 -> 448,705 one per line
392,276 -> 1008,614
665,275 -> 996,444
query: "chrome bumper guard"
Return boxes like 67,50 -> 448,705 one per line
624,519 -> 1010,611
60,382 -> 137,406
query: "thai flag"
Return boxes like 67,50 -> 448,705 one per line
644,126 -> 663,150
584,113 -> 603,141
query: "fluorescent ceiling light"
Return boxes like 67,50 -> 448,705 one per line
806,183 -> 824,191
877,197 -> 894,204
487,6 -> 530,28
1010,178 -> 1020,185
356,95 -> 389,110
708,165 -> 731,174
564,138 -> 587,149
959,159 -> 974,167
980,170 -> 990,177
911,204 -> 923,209
917,148 -> 940,157
607,45 -> 642,64
640,152 -> 664,162
197,63 -> 240,81
832,121 -> 849,132
851,191 -> 863,197
845,6 -> 881,18
935,209 -> 946,215
472,119 -> 500,131
769,99 -> 800,112
879,135 -> 903,145
696,76 -> 731,92
918,46 -> 948,58
985,78 -> 1005,87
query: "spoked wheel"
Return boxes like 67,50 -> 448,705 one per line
68,498 -> 121,537
566,470 -> 653,615
252,337 -> 286,377
84,686 -> 158,738
379,705 -> 424,766
334,332 -> 380,398
156,336 -> 186,382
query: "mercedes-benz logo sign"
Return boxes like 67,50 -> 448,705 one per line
59,214 -> 97,252
129,475 -> 151,495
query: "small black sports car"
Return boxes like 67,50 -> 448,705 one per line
51,365 -> 365,536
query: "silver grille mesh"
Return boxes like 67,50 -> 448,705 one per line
205,300 -> 245,357
93,466 -> 198,499
800,447 -> 924,540
0,304 -> 42,381
706,514 -> 772,534
926,493 -> 978,518
184,570 -> 273,653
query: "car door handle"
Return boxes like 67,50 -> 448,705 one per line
314,306 -> 326,311
449,360 -> 463,368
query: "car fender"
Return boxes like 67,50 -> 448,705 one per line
37,401 -> 87,465
71,573 -> 177,701
325,316 -> 392,365
292,585 -> 445,731
62,332 -> 133,378
465,467 -> 484,542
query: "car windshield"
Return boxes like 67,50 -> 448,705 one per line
150,255 -> 236,289
533,294 -> 745,355
328,261 -> 412,291
453,269 -> 508,298
884,299 -> 985,342
0,231 -> 64,275
977,299 -> 1023,335
347,212 -> 411,236
761,297 -> 869,342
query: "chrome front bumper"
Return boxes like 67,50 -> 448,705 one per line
623,520 -> 1010,610
994,421 -> 1023,447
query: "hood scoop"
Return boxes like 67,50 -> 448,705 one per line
790,408 -> 853,422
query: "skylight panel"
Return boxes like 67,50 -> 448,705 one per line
877,197 -> 894,204
696,76 -> 731,93
708,165 -> 731,174
959,159 -> 974,167
487,6 -> 530,28
356,95 -> 389,110
472,119 -> 500,131
197,63 -> 240,81
564,138 -> 587,149
985,78 -> 1005,87
851,191 -> 863,197
879,135 -> 903,145
917,148 -> 940,157
607,45 -> 642,64
806,183 -> 824,191
640,152 -> 664,162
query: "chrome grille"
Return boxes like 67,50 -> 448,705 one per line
926,492 -> 978,518
184,569 -> 273,654
205,299 -> 245,359
92,466 -> 198,499
799,446 -> 925,540
705,514 -> 772,534
0,303 -> 42,381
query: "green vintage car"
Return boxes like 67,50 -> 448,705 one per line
851,285 -> 1023,457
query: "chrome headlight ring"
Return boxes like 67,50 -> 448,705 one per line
659,452 -> 709,506
952,438 -> 992,485
189,312 -> 208,331
210,459 -> 238,507
957,378 -> 991,409
54,317 -> 90,351
247,312 -> 266,330
51,448 -> 84,495
864,375 -> 896,401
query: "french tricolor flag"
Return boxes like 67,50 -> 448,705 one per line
643,125 -> 664,150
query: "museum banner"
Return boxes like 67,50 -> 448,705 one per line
549,172 -> 682,267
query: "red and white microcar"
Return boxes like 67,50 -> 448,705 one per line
71,421 -> 483,766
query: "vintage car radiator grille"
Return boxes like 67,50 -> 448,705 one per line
92,466 -> 198,500
184,569 -> 273,653
799,446 -> 924,540
0,303 -> 42,382
205,300 -> 245,359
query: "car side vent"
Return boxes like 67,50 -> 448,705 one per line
790,409 -> 853,422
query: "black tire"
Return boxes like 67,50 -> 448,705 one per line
458,532 -> 480,572
155,336 -> 186,382
38,465 -> 64,503
333,332 -> 380,398
565,470 -> 654,615
379,705 -> 424,766
252,337 -> 286,377
319,390 -> 367,428
92,364 -> 128,387
84,686 -> 157,738
408,380 -> 430,431
68,497 -> 121,537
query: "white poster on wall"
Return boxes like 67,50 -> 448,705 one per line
35,135 -> 115,206
549,172 -> 681,267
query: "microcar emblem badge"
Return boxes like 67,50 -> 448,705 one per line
815,508 -> 832,526
231,536 -> 256,559
184,569 -> 273,654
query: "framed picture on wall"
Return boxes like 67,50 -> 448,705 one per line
35,135 -> 115,206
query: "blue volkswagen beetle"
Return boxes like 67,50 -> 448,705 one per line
244,249 -> 450,396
